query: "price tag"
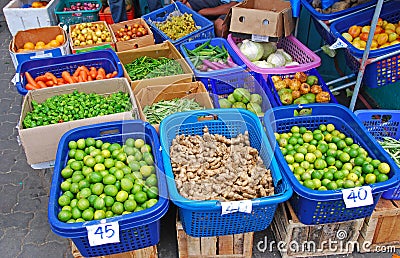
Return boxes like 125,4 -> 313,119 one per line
86,221 -> 120,247
329,38 -> 348,50
342,186 -> 374,208
221,200 -> 252,215
252,34 -> 270,42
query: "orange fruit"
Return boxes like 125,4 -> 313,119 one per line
35,41 -> 46,47
56,34 -> 64,44
48,39 -> 60,48
23,42 -> 35,50
35,45 -> 45,50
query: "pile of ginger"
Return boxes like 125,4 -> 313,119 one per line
170,127 -> 275,201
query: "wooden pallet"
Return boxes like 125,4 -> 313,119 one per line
70,241 -> 158,258
271,201 -> 364,258
176,220 -> 253,258
358,199 -> 400,253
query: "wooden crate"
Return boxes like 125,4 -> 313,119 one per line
271,201 -> 364,258
70,241 -> 158,258
358,199 -> 400,253
176,220 -> 253,258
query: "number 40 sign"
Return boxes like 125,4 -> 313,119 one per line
341,186 -> 374,209
86,221 -> 120,247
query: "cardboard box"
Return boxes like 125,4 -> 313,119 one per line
117,41 -> 194,92
18,78 -> 138,166
110,18 -> 154,52
230,0 -> 295,37
69,21 -> 116,54
9,26 -> 70,69
136,81 -> 213,132
3,0 -> 60,36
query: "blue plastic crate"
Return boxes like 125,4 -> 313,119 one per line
354,109 -> 400,200
265,68 -> 338,106
142,2 -> 215,51
210,72 -> 278,114
330,1 -> 400,59
48,120 -> 169,257
15,49 -> 124,96
263,104 -> 400,225
159,109 -> 292,237
180,38 -> 247,90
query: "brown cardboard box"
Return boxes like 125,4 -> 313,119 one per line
135,81 -> 213,132
110,18 -> 155,52
117,41 -> 194,92
9,26 -> 70,69
18,78 -> 138,166
69,21 -> 116,54
230,0 -> 295,37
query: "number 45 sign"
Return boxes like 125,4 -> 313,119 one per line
86,221 -> 120,247
342,186 -> 374,209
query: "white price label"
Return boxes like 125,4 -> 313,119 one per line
221,200 -> 252,215
342,186 -> 374,208
252,34 -> 270,42
86,221 -> 120,247
329,38 -> 348,50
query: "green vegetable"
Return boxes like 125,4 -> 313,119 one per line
227,94 -> 236,104
303,93 -> 316,103
232,102 -> 246,109
279,92 -> 293,105
233,88 -> 251,104
154,13 -> 199,40
247,102 -> 262,115
23,90 -> 131,129
250,93 -> 262,105
293,96 -> 309,105
218,98 -> 232,108
239,40 -> 264,62
143,98 -> 204,124
124,56 -> 184,81
306,75 -> 319,86
379,137 -> 400,166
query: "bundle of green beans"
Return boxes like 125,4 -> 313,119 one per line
124,56 -> 184,81
143,98 -> 204,124
379,137 -> 400,166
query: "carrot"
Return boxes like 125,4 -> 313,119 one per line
45,72 -> 58,84
87,75 -> 93,81
37,80 -> 48,88
62,71 -> 75,84
96,68 -> 106,80
77,75 -> 83,83
34,74 -> 48,82
73,67 -> 81,77
45,80 -> 54,87
79,70 -> 88,82
89,67 -> 97,79
25,72 -> 39,88
110,71 -> 118,78
57,78 -> 65,85
81,65 -> 90,76
106,73 -> 112,79
25,83 -> 38,90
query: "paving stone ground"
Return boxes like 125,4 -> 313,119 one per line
0,8 -> 398,258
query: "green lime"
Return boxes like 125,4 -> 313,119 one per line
303,179 -> 315,190
116,190 -> 129,202
108,143 -> 122,153
70,183 -> 79,194
95,139 -> 103,149
314,158 -> 327,170
101,142 -> 111,150
89,172 -> 103,183
115,170 -> 124,180
334,170 -> 345,180
82,166 -> 93,177
140,166 -> 153,177
84,156 -> 96,167
323,171 -> 334,181
147,186 -> 158,199
134,139 -> 145,149
104,196 -> 115,207
343,179 -> 355,189
69,140 -> 78,150
70,161 -> 83,171
101,149 -> 111,159
112,202 -> 124,215
129,161 -> 141,172
78,179 -> 90,190
60,181 -> 71,192
311,170 -> 323,180
103,174 -> 117,185
82,209 -> 94,221
79,188 -> 91,199
362,163 -> 374,174
347,172 -> 359,182
85,137 -> 95,147
145,175 -> 158,187
141,144 -> 152,153
77,198 -> 90,211
300,172 -> 312,181
378,163 -> 390,174
94,155 -> 105,164
74,149 -> 85,161
146,199 -> 158,209
124,199 -> 137,212
144,155 -> 154,166
370,159 -> 381,169
294,153 -> 305,163
105,211 -> 114,218
121,178 -> 134,192
71,207 -> 82,219
312,179 -> 322,189
294,166 -> 306,175
68,149 -> 77,159
134,191 -> 148,204
321,178 -> 331,187
104,185 -> 118,197
377,173 -> 389,182
131,184 -> 142,194
327,181 -> 338,190
354,156 -> 365,166
58,195 -> 71,207
326,156 -> 336,166
134,207 -> 144,212
77,138 -> 86,149
365,173 -> 376,184
125,138 -> 135,147
339,152 -> 351,163
58,210 -> 72,222
88,195 -> 97,206
92,183 -> 104,195
93,197 -> 106,210
90,149 -> 101,157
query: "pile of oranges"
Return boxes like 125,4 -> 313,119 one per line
17,34 -> 65,52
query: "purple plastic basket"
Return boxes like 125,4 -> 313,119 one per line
227,34 -> 321,75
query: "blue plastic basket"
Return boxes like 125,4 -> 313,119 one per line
15,49 -> 124,96
330,1 -> 400,59
265,68 -> 338,106
159,109 -> 292,237
180,38 -> 247,90
263,104 -> 400,225
48,120 -> 169,257
142,2 -> 215,51
354,109 -> 400,200
210,72 -> 278,113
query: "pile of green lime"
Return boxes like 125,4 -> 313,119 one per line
57,137 -> 159,223
276,123 -> 391,191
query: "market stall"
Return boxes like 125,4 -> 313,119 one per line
1,0 -> 400,257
